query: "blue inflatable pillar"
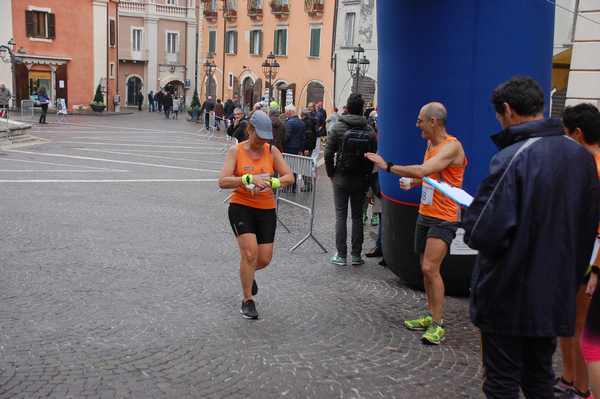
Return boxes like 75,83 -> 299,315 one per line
377,1 -> 555,295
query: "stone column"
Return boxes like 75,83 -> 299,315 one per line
145,16 -> 159,94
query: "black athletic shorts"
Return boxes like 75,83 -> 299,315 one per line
414,214 -> 459,254
228,203 -> 277,244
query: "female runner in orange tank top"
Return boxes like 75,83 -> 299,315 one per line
218,110 -> 294,319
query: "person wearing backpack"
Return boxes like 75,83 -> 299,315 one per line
325,93 -> 377,266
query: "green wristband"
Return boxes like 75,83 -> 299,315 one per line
270,177 -> 281,189
241,174 -> 253,185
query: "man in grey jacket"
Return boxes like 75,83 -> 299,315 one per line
325,94 -> 377,266
0,84 -> 11,111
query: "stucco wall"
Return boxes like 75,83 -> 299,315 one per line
0,1 -> 14,99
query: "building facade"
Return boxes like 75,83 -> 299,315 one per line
117,0 -> 200,108
333,0 -> 377,109
200,0 -> 335,112
0,1 -> 15,102
9,0 -> 118,111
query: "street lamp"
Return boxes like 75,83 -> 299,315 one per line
203,52 -> 217,100
347,44 -> 370,95
262,52 -> 280,110
0,38 -> 20,115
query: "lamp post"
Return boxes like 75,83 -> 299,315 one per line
347,44 -> 370,95
203,52 -> 216,101
0,38 -> 20,115
261,52 -> 280,111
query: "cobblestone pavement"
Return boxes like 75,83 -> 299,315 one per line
0,113 -> 487,398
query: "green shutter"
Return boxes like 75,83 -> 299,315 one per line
274,30 -> 279,55
47,13 -> 56,39
310,28 -> 320,57
234,31 -> 238,54
259,31 -> 263,55
209,31 -> 216,54
250,31 -> 255,54
282,30 -> 287,55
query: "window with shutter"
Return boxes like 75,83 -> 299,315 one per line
259,31 -> 263,55
274,29 -> 286,56
309,27 -> 320,57
26,11 -> 34,37
47,13 -> 56,39
208,31 -> 217,55
234,31 -> 238,54
344,13 -> 355,47
109,19 -> 116,47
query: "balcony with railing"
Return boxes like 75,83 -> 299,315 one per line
119,0 -> 196,19
247,0 -> 263,20
305,0 -> 323,17
202,0 -> 218,21
224,0 -> 237,22
270,0 -> 289,18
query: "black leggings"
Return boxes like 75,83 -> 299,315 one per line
39,104 -> 48,123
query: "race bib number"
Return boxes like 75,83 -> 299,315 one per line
421,183 -> 434,205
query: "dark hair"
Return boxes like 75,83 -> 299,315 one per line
562,103 -> 600,145
346,93 -> 364,115
491,76 -> 544,117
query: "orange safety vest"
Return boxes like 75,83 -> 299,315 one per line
230,142 -> 276,209
418,135 -> 467,222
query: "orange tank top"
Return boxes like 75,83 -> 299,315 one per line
418,135 -> 467,222
230,142 -> 276,209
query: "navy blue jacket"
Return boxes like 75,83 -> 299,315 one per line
284,115 -> 306,154
463,119 -> 600,337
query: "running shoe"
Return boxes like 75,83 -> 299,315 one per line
330,254 -> 347,266
240,299 -> 258,319
351,255 -> 365,266
558,388 -> 593,399
554,377 -> 574,394
371,213 -> 380,226
252,279 -> 258,296
422,322 -> 445,345
404,314 -> 432,331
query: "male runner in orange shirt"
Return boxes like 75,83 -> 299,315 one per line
366,102 -> 466,345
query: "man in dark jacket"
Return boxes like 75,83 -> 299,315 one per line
462,76 -> 600,398
302,108 -> 318,156
136,91 -> 144,111
155,90 -> 163,112
325,94 -> 377,266
147,91 -> 154,112
224,98 -> 235,122
226,107 -> 248,142
284,104 -> 306,155
201,96 -> 216,130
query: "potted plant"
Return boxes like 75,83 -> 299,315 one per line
90,84 -> 106,112
187,89 -> 201,121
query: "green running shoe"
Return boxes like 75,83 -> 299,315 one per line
351,255 -> 364,266
421,323 -> 445,345
404,315 -> 432,331
371,213 -> 380,226
330,254 -> 347,266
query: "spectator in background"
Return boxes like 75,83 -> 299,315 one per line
0,83 -> 11,115
148,90 -> 155,112
326,107 -> 340,136
163,92 -> 173,119
171,96 -> 180,120
227,107 -> 248,142
302,108 -> 318,157
156,90 -> 163,113
136,91 -> 144,111
215,99 -> 225,131
202,96 -> 216,130
37,86 -> 50,124
315,101 -> 327,137
270,109 -> 286,152
283,104 -> 305,155
224,97 -> 235,123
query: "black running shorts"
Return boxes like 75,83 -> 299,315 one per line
228,203 -> 277,244
414,214 -> 459,254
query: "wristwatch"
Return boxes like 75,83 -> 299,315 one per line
386,161 -> 394,173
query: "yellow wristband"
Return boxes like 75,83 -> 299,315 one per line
241,174 -> 253,185
270,177 -> 281,189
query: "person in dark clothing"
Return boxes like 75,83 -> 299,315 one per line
147,91 -> 154,112
283,104 -> 306,155
270,109 -> 286,152
136,91 -> 144,111
163,92 -> 173,119
227,107 -> 248,142
155,90 -> 163,112
302,108 -> 318,156
315,101 -> 328,136
224,98 -> 235,122
462,76 -> 600,398
37,86 -> 49,124
202,96 -> 216,130
325,94 -> 377,267
215,99 -> 225,131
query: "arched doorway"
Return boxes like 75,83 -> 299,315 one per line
306,81 -> 324,106
275,81 -> 295,112
126,76 -> 143,106
165,80 -> 184,98
242,77 -> 255,110
253,78 -> 263,106
232,76 -> 241,98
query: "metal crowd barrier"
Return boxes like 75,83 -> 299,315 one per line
278,153 -> 327,253
21,100 -> 34,121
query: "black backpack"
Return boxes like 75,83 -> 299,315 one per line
336,127 -> 375,175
